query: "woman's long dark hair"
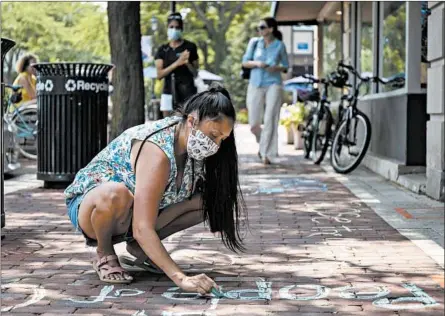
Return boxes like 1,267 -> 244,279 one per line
178,83 -> 247,252
263,17 -> 282,41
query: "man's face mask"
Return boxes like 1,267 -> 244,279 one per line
187,121 -> 220,160
167,28 -> 182,41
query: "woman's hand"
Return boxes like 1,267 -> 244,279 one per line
255,61 -> 268,68
177,273 -> 218,295
266,65 -> 285,73
175,50 -> 190,67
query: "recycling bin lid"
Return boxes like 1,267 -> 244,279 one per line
32,62 -> 114,77
1,38 -> 16,62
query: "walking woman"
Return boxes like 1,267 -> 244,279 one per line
155,12 -> 199,118
64,83 -> 246,294
242,17 -> 289,164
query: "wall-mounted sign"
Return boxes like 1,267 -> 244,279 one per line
293,31 -> 313,55
297,42 -> 309,50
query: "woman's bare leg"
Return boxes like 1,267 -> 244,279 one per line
78,182 -> 134,281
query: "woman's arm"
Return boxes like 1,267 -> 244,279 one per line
186,60 -> 199,78
131,141 -> 185,283
156,50 -> 190,80
241,38 -> 266,69
156,59 -> 178,80
17,76 -> 36,99
131,141 -> 217,293
267,43 -> 289,73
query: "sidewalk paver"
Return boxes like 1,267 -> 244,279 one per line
1,124 -> 444,315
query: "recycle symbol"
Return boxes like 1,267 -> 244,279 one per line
65,79 -> 76,92
44,80 -> 54,92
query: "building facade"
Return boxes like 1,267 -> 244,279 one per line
272,1 -> 444,201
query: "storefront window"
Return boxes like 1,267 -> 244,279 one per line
360,2 -> 373,95
382,2 -> 406,92
323,22 -> 342,100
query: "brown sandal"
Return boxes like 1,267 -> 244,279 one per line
93,254 -> 133,284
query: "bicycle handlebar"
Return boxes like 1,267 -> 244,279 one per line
336,62 -> 405,86
2,83 -> 23,92
302,74 -> 329,84
338,62 -> 353,71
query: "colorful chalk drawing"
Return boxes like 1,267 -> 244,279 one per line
251,177 -> 327,195
161,281 -> 440,312
1,282 -> 46,312
2,280 -> 440,313
302,203 -> 363,238
66,285 -> 145,304
337,285 -> 390,300
279,284 -> 330,301
373,283 -> 440,310
310,208 -> 361,224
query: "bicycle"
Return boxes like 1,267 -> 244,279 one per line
2,83 -> 38,160
301,74 -> 334,165
330,61 -> 405,174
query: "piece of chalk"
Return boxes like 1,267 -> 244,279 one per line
210,287 -> 226,298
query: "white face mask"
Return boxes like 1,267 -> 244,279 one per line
187,128 -> 220,160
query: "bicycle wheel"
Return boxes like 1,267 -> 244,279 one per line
330,111 -> 371,174
12,107 -> 38,160
311,107 -> 333,165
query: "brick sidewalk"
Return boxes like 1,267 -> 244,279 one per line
1,125 -> 444,315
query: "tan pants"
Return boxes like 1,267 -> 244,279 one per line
246,83 -> 283,159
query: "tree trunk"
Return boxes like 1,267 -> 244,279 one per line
107,2 -> 145,141
198,41 -> 209,70
213,33 -> 227,73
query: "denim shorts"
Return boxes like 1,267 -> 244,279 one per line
66,194 -> 83,231
66,194 -> 134,247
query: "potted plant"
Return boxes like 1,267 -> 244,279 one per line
279,102 -> 307,149
279,103 -> 294,144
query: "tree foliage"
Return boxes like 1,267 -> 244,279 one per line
1,2 -> 109,82
139,1 -> 270,109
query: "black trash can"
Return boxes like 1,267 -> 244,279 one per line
33,63 -> 113,188
1,38 -> 16,233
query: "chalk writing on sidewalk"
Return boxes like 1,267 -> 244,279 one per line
161,282 -> 439,311
66,286 -> 145,304
2,280 -> 440,313
0,283 -> 46,312
251,177 -> 328,195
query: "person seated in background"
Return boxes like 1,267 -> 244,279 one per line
12,54 -> 38,110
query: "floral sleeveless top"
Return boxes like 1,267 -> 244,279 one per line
64,116 -> 204,209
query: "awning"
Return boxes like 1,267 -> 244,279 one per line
271,1 -> 342,25
143,67 -> 223,82
198,69 -> 223,82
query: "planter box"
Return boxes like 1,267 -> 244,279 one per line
286,127 -> 294,144
291,123 -> 304,150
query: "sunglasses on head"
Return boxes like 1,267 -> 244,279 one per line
168,15 -> 182,20
257,25 -> 268,31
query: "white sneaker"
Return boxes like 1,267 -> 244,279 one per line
263,156 -> 280,165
